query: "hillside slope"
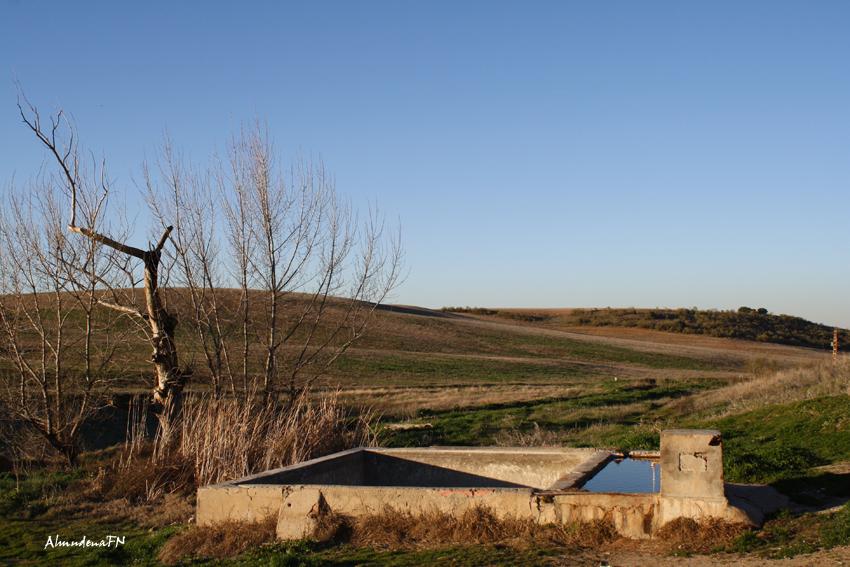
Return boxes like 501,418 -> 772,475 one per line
442,306 -> 847,350
0,291 -> 830,416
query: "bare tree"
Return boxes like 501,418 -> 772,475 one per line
17,100 -> 184,408
231,127 -> 403,399
146,140 -> 235,398
146,126 -> 404,400
14,99 -> 402,414
0,175 -> 128,463
220,138 -> 256,393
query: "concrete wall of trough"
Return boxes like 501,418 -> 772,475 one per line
198,483 -> 759,540
195,430 -> 769,540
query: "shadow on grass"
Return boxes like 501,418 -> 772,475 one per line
773,470 -> 850,510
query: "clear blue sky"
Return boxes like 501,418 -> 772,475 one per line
2,1 -> 848,327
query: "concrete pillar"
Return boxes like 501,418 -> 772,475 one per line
660,429 -> 724,499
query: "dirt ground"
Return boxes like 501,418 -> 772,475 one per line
566,545 -> 850,566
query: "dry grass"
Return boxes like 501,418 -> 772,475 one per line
458,310 -> 825,366
156,505 -> 618,564
144,505 -> 751,564
172,390 -> 378,487
110,388 -> 377,501
341,384 -> 586,417
557,324 -> 827,357
106,444 -> 195,503
480,306 -> 840,357
323,506 -> 618,550
495,422 -> 568,446
669,358 -> 849,418
653,518 -> 749,554
157,515 -> 277,565
41,492 -> 194,529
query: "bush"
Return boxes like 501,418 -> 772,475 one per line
551,307 -> 845,350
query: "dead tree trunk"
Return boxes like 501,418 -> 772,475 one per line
67,225 -> 183,406
19,100 -> 185,409
143,245 -> 182,405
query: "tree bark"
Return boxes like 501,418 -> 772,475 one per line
143,248 -> 183,406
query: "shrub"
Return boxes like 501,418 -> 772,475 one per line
553,307 -> 846,350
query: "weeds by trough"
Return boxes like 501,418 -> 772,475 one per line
158,515 -> 278,565
103,389 -> 378,502
157,505 -> 620,564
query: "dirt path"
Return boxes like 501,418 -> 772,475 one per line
449,314 -> 827,367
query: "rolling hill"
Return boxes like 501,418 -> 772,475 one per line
441,306 -> 847,350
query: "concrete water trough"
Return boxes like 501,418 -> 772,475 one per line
197,429 -> 787,539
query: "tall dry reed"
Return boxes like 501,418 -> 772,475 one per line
116,389 -> 377,500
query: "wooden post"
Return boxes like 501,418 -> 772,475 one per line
833,328 -> 840,362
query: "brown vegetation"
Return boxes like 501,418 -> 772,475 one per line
156,506 -> 751,563
342,506 -> 617,549
158,515 -> 277,565
652,518 -> 749,554
157,505 -> 620,564
670,358 -> 849,418
99,389 -> 377,499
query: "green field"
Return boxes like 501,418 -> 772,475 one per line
1,298 -> 847,565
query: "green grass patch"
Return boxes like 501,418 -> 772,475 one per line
236,541 -> 557,566
0,470 -> 83,519
385,381 -> 708,446
334,353 -> 596,386
725,504 -> 850,558
0,516 -> 555,566
0,468 -> 179,566
0,515 -> 177,567
702,395 -> 850,484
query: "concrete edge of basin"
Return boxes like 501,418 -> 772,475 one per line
213,446 -> 604,489
547,450 -> 613,491
211,447 -> 367,488
374,446 -> 601,455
